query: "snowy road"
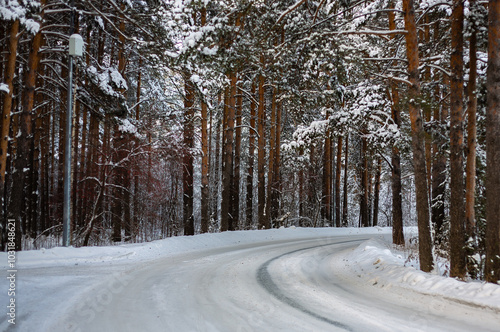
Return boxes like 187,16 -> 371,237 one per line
2,229 -> 500,331
52,235 -> 500,331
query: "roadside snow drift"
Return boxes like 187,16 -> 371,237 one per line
344,238 -> 500,312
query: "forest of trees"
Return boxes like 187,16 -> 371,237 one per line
0,0 -> 499,283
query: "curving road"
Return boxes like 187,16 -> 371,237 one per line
50,234 -> 500,332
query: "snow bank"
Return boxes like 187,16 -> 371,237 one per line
0,227 -> 390,270
344,238 -> 500,311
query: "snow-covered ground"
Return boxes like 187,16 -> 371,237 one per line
1,227 -> 499,331
344,237 -> 500,311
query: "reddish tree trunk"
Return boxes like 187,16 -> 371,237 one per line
402,0 -> 434,272
183,79 -> 195,235
9,17 -> 45,250
0,20 -> 19,205
485,0 -> 500,283
449,0 -> 466,278
465,0 -> 477,238
0,19 -> 20,250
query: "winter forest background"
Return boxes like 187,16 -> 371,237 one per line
0,0 -> 499,283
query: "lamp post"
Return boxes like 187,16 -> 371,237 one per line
62,25 -> 83,246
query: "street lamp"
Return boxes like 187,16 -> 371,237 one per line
62,33 -> 83,247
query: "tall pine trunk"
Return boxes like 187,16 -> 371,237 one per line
221,76 -> 235,232
373,158 -> 381,227
183,79 -> 195,235
322,115 -> 332,224
391,83 -> 404,245
485,0 -> 500,283
402,0 -> 434,271
465,0 -> 477,238
0,19 -> 20,250
266,88 -> 276,227
360,134 -> 369,227
9,18 -> 44,250
449,0 -> 466,278
388,0 -> 404,245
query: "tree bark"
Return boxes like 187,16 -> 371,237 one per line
299,149 -> 305,218
183,79 -> 195,235
342,133 -> 349,226
0,19 -> 19,201
201,97 -> 210,233
246,83 -> 256,228
449,0 -> 466,278
40,102 -> 50,235
266,88 -> 276,227
335,136 -> 342,227
112,11 -> 130,242
465,0 -> 477,239
402,0 -> 434,271
360,134 -> 369,227
389,81 -> 405,245
388,1 -> 404,245
132,58 -> 142,238
212,115 -> 221,224
432,22 -> 448,245
9,18 -> 44,250
200,8 -> 209,234
485,0 -> 500,283
232,80 -> 242,229
322,116 -> 332,224
309,145 -> 316,224
373,158 -> 381,227
112,127 -> 123,243
221,76 -> 235,232
0,19 -> 20,250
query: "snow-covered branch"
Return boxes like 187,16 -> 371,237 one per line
276,0 -> 308,25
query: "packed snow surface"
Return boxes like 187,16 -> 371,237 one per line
1,227 -> 499,331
